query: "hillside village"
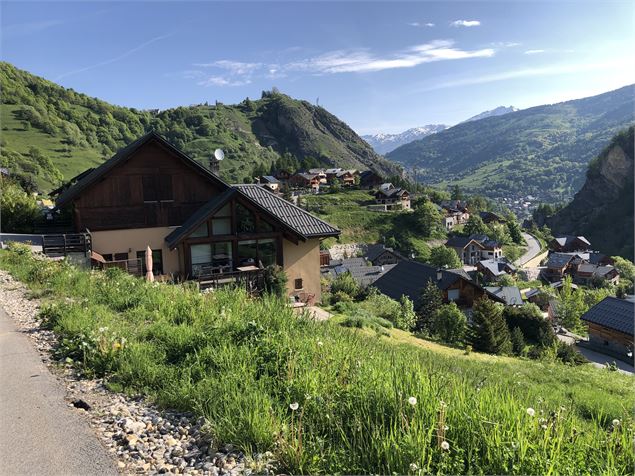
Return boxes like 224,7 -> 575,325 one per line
0,44 -> 633,476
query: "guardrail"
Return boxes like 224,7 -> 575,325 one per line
42,233 -> 92,257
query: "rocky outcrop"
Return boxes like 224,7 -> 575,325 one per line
547,126 -> 634,259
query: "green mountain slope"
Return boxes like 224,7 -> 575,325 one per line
386,85 -> 634,202
546,126 -> 634,259
0,62 -> 399,192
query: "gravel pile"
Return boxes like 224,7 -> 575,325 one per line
0,269 -> 277,475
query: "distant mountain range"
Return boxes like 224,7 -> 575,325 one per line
0,62 -> 401,192
386,85 -> 635,202
461,106 -> 519,123
362,125 -> 448,155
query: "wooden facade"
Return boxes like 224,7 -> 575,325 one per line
72,141 -> 222,232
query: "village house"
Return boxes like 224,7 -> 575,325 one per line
476,258 -> 517,282
321,257 -> 396,288
446,234 -> 502,265
478,210 -> 506,224
288,172 -> 321,192
359,170 -> 384,189
549,235 -> 592,253
580,296 -> 634,361
574,263 -> 620,286
543,253 -> 576,281
364,244 -> 407,266
373,260 -> 505,308
438,201 -> 470,230
53,132 -> 339,302
484,286 -> 523,306
307,169 -> 328,184
335,169 -> 358,186
259,175 -> 280,192
324,168 -> 344,182
372,187 -> 411,211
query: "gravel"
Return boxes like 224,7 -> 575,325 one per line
0,269 -> 277,475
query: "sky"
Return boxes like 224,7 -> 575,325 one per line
2,1 -> 634,134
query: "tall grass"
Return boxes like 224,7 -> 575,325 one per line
1,246 -> 633,474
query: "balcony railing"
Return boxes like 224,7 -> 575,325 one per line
100,258 -> 143,277
197,266 -> 265,294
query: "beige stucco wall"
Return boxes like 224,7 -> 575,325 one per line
91,227 -> 180,276
283,238 -> 322,303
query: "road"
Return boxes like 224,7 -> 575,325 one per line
516,232 -> 542,267
0,307 -> 117,476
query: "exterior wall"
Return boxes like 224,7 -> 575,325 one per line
91,227 -> 180,276
283,238 -> 322,303
586,322 -> 633,359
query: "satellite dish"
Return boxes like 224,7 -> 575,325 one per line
214,148 -> 225,161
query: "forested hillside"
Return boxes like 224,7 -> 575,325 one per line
546,126 -> 634,259
0,62 -> 399,192
386,85 -> 634,202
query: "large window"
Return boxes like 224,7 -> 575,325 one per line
237,239 -> 277,268
212,204 -> 232,235
258,239 -> 277,267
190,242 -> 232,277
191,222 -> 208,238
236,203 -> 255,233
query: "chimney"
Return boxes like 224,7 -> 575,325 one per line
209,156 -> 220,176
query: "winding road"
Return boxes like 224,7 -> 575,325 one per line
516,232 -> 542,267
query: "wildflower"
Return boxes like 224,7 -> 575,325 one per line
612,419 -> 621,427
409,462 -> 419,472
408,397 -> 417,406
440,440 -> 450,451
526,407 -> 535,417
440,400 -> 447,408
317,340 -> 323,346
113,342 -> 121,350
121,337 -> 127,345
98,327 -> 108,333
511,441 -> 518,450
289,402 -> 299,411
541,424 -> 548,430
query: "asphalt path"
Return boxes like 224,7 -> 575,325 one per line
0,307 -> 117,476
516,232 -> 542,266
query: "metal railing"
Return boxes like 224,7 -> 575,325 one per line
198,268 -> 265,293
100,258 -> 143,277
42,233 -> 91,257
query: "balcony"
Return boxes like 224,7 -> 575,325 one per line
196,264 -> 265,294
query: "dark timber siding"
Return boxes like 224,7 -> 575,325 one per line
73,141 -> 221,231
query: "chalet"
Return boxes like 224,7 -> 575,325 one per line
479,211 -> 506,224
446,234 -> 502,265
574,263 -> 620,285
476,258 -> 517,281
439,201 -> 470,230
373,187 -> 411,211
259,176 -> 280,192
549,235 -> 591,253
325,168 -> 344,182
288,173 -> 321,192
440,200 -> 468,213
543,253 -> 575,281
359,170 -> 384,189
307,169 -> 328,184
365,244 -> 407,266
335,169 -> 358,187
54,132 -> 339,302
372,260 -> 505,308
580,297 -> 634,361
484,286 -> 523,306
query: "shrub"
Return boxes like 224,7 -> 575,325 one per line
330,272 -> 360,300
503,304 -> 555,346
429,302 -> 467,345
511,327 -> 525,356
395,295 -> 416,331
263,265 -> 288,297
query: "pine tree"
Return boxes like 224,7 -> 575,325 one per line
468,297 -> 511,354
511,327 -> 525,355
415,280 -> 443,332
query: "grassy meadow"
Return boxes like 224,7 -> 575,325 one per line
1,245 -> 633,475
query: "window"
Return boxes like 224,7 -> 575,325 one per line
258,217 -> 274,233
191,223 -> 208,238
190,242 -> 232,276
236,203 -> 255,233
114,252 -> 128,261
294,278 -> 303,290
258,239 -> 277,267
237,240 -> 258,267
102,253 -> 113,261
448,289 -> 460,301
211,203 -> 232,235
136,249 -> 163,275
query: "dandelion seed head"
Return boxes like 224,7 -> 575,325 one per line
526,407 -> 535,417
612,419 -> 621,427
408,397 -> 417,406
409,462 -> 419,472
541,424 -> 548,430
289,402 -> 299,411
440,440 -> 450,451
317,341 -> 323,346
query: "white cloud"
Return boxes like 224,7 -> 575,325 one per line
451,20 -> 481,27
194,60 -> 262,75
426,23 -> 436,27
408,21 -> 435,27
524,49 -> 545,55
490,42 -> 521,48
197,76 -> 251,87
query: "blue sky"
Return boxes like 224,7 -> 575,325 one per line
2,1 -> 634,134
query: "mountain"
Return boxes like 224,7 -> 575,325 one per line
462,106 -> 518,123
386,85 -> 635,203
546,126 -> 634,259
362,125 -> 447,154
0,62 -> 400,192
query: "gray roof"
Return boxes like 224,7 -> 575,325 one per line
581,297 -> 634,336
547,253 -> 574,268
478,259 -> 516,276
261,176 -> 279,183
484,286 -> 523,306
234,185 -> 340,239
365,244 -> 407,263
321,257 -> 397,287
446,236 -> 480,249
376,187 -> 408,198
55,131 -> 228,208
372,260 -> 502,306
554,235 -> 591,247
577,263 -> 617,277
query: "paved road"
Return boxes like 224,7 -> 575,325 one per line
0,308 -> 117,476
516,232 -> 542,267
